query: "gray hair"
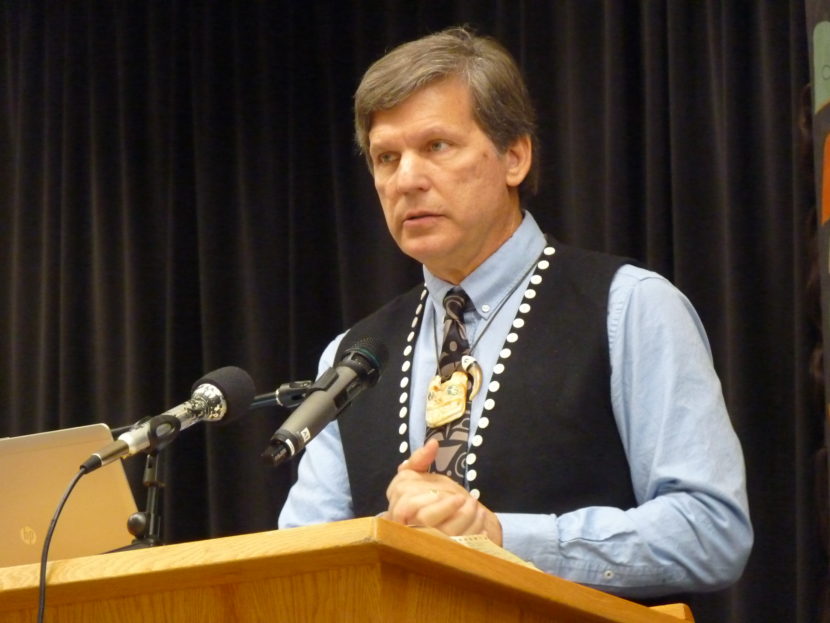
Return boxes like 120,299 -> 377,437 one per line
354,27 -> 539,195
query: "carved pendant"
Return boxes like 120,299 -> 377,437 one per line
425,356 -> 483,428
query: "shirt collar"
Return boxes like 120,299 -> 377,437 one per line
423,210 -> 547,319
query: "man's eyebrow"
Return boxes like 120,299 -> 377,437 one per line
367,140 -> 392,157
369,124 -> 461,150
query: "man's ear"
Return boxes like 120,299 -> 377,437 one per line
504,134 -> 532,188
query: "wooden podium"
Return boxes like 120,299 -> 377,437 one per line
0,517 -> 693,622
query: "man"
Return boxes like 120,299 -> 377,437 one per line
279,27 -> 752,598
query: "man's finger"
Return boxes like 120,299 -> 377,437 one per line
398,438 -> 439,473
397,491 -> 468,527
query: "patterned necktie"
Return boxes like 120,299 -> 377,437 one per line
426,288 -> 472,484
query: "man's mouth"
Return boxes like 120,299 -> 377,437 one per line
403,210 -> 441,224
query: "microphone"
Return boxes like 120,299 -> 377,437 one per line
261,338 -> 388,467
249,380 -> 313,411
82,366 -> 255,473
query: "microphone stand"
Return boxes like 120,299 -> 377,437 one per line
123,450 -> 165,548
111,414 -> 181,551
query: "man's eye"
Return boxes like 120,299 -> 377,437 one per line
429,140 -> 449,152
377,152 -> 398,165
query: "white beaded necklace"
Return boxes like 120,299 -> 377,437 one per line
394,242 -> 557,501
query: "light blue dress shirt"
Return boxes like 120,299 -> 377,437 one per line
279,211 -> 753,598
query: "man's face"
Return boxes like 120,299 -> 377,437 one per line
367,77 -> 530,284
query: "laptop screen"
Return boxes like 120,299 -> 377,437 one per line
0,423 -> 138,567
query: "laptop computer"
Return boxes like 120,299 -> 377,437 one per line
0,423 -> 139,567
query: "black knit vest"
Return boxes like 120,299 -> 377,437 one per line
336,242 -> 637,518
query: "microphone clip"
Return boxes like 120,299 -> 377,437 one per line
145,414 -> 182,453
249,380 -> 313,411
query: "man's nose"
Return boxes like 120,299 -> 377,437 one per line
394,152 -> 430,193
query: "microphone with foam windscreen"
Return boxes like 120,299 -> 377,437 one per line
261,338 -> 388,467
82,366 -> 255,473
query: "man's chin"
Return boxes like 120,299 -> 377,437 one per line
397,237 -> 453,267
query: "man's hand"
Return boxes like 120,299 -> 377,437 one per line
384,439 -> 503,545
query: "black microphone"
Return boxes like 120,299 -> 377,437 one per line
249,380 -> 314,411
82,366 -> 255,473
261,338 -> 388,467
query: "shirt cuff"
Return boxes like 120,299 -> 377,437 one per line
496,511 -> 684,597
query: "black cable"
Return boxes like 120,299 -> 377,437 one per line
37,467 -> 87,623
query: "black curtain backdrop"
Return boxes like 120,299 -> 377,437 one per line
0,2 -> 819,621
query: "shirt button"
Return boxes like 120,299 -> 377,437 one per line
603,570 -> 615,580
481,304 -> 491,313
